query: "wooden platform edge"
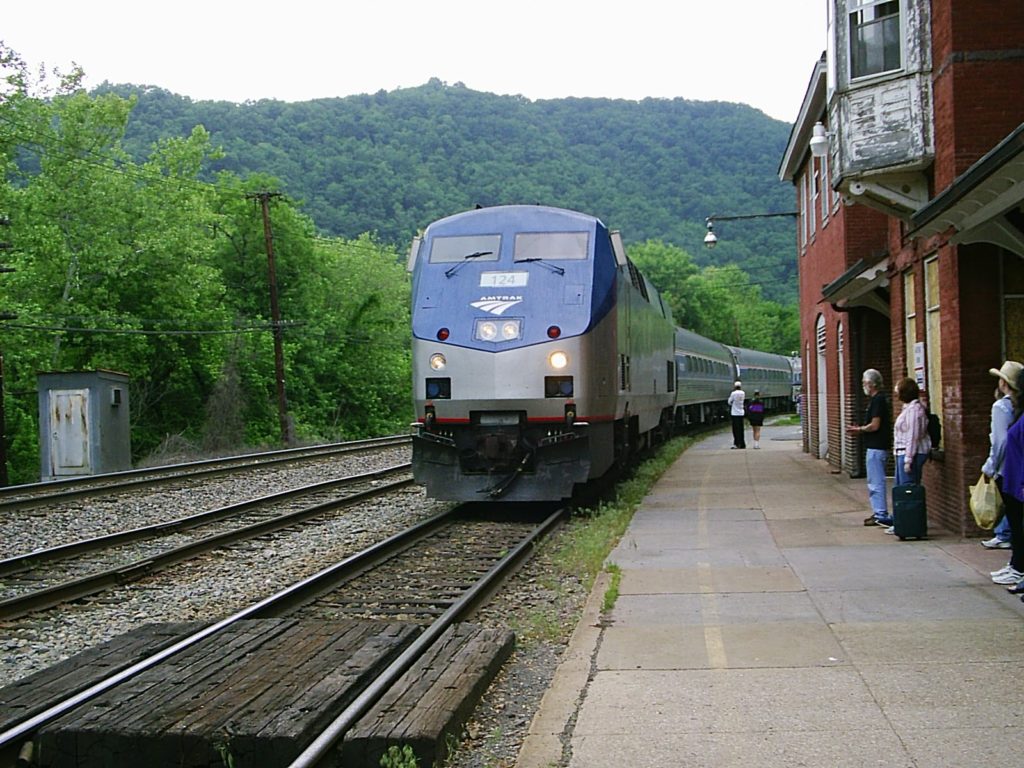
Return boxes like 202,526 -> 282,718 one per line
342,622 -> 516,768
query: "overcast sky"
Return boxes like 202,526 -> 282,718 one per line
3,1 -> 827,123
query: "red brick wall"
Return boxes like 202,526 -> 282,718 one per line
931,0 -> 1024,187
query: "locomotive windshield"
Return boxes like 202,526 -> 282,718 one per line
428,234 -> 501,263
513,232 -> 589,261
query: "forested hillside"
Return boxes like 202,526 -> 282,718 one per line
99,79 -> 798,303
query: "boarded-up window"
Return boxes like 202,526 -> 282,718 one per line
904,269 -> 916,380
925,257 -> 941,418
1004,254 -> 1024,363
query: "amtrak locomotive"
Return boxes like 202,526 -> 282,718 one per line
408,205 -> 792,502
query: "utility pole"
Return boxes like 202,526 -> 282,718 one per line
0,215 -> 15,485
247,192 -> 293,446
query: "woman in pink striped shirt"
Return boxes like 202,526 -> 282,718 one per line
893,377 -> 931,486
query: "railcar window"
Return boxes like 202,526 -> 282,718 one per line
514,232 -> 589,261
429,234 -> 501,263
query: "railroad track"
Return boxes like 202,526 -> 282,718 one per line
0,464 -> 414,620
0,435 -> 411,511
0,504 -> 565,767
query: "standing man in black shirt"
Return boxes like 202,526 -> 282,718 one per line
846,368 -> 891,526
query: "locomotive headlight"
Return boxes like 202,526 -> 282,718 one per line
548,351 -> 569,369
477,320 -> 498,341
474,318 -> 521,341
429,353 -> 447,371
501,320 -> 521,340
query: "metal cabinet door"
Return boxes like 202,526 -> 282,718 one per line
49,389 -> 92,476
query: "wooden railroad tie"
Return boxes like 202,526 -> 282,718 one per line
0,619 -> 514,768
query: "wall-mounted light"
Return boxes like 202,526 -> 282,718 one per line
702,211 -> 800,249
810,121 -> 832,158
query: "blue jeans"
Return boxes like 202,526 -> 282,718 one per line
995,512 -> 1011,542
895,453 -> 927,486
866,448 -> 889,518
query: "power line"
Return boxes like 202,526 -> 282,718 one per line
0,322 -> 277,336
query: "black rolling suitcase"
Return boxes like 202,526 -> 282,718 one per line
892,483 -> 927,540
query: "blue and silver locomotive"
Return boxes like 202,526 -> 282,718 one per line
408,205 -> 676,501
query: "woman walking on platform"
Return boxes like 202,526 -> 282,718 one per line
747,390 -> 766,449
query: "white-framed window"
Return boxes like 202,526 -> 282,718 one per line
800,171 -> 809,250
850,0 -> 902,80
820,152 -> 830,226
810,161 -> 819,239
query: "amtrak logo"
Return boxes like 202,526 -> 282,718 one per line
470,296 -> 523,315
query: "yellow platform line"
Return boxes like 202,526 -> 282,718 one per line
698,459 -> 728,669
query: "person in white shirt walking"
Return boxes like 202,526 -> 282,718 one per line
728,381 -> 746,450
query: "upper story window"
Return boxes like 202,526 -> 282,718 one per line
850,0 -> 901,79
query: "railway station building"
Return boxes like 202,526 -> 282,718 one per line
779,0 -> 1024,536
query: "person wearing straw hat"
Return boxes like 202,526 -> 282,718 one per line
984,361 -> 1024,586
982,363 -> 1022,550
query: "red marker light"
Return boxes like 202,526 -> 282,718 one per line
547,325 -> 561,339
437,327 -> 450,340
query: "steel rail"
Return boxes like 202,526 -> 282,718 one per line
0,463 -> 411,577
285,506 -> 566,768
0,470 -> 414,620
0,435 -> 410,511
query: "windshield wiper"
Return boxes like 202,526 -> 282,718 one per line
518,257 -> 565,275
444,250 -> 492,278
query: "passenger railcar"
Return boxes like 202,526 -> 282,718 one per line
672,328 -> 735,425
725,345 -> 794,411
408,205 -> 676,501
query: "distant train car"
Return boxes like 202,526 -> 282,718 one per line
672,328 -> 735,426
725,345 -> 794,411
408,205 -> 676,502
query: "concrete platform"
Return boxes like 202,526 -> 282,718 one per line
518,424 -> 1024,768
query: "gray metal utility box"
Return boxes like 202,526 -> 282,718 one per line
38,370 -> 131,481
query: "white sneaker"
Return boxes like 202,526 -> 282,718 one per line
991,564 -> 1013,577
982,537 -> 1011,549
992,567 -> 1024,585
753,441 -> 760,449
